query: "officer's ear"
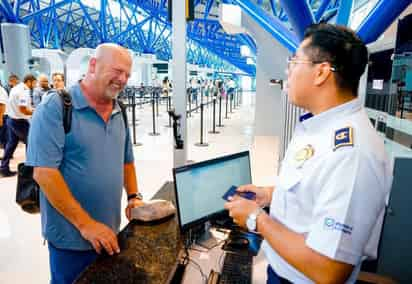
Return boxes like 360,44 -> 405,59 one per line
313,62 -> 333,87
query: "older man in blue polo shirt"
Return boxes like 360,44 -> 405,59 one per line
26,43 -> 144,284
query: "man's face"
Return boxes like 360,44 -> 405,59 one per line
39,78 -> 49,89
286,38 -> 318,108
9,77 -> 18,87
27,80 -> 37,90
52,75 -> 65,90
91,50 -> 132,100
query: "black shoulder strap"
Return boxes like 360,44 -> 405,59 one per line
57,89 -> 72,134
117,100 -> 128,130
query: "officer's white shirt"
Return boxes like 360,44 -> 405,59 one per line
0,86 -> 8,107
7,82 -> 32,120
261,98 -> 392,283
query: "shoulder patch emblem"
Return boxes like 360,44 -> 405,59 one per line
334,127 -> 353,151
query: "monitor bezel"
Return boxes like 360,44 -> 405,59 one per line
172,150 -> 251,232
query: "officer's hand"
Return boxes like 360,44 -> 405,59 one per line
79,220 -> 120,255
237,184 -> 273,207
224,197 -> 259,228
125,198 -> 145,220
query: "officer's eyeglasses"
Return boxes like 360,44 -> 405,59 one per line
286,56 -> 336,72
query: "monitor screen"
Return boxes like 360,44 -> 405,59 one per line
173,151 -> 252,231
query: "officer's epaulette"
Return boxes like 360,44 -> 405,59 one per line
334,127 -> 354,151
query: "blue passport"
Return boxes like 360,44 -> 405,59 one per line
222,185 -> 256,201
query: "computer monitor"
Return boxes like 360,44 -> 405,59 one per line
173,151 -> 252,232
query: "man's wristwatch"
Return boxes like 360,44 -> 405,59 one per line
127,192 -> 143,201
246,207 -> 264,232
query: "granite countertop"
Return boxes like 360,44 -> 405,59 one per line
75,182 -> 182,284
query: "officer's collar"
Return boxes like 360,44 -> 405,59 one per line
300,98 -> 362,131
70,83 -> 121,115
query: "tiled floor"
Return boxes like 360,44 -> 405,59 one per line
0,92 -> 279,283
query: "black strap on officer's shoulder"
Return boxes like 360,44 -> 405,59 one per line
57,89 -> 72,134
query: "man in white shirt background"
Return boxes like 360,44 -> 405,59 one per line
0,74 -> 36,177
0,83 -> 8,151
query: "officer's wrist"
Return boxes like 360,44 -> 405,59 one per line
256,211 -> 269,234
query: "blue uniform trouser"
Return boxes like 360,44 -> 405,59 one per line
0,118 -> 29,171
267,265 -> 292,284
0,115 -> 8,147
48,242 -> 98,284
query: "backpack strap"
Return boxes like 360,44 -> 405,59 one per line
117,100 -> 128,130
57,89 -> 72,134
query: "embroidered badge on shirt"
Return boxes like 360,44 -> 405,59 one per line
334,127 -> 353,151
293,144 -> 315,168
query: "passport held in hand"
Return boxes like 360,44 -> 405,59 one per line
222,185 -> 256,201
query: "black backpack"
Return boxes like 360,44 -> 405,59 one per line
16,90 -> 129,214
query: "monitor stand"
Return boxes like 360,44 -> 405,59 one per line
193,221 -> 219,249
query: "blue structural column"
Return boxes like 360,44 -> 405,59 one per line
357,0 -> 411,44
336,0 -> 353,26
278,0 -> 315,40
233,0 -> 299,52
314,0 -> 332,22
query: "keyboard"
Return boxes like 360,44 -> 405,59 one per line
219,252 -> 253,284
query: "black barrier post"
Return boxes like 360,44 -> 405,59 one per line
225,94 -> 230,119
233,90 -> 238,109
188,93 -> 192,117
148,98 -> 160,136
131,92 -> 143,146
165,96 -> 172,128
156,96 -> 160,117
230,93 -> 234,113
217,96 -> 224,127
209,98 -> 219,134
139,93 -> 143,109
195,91 -> 199,113
195,103 -> 209,147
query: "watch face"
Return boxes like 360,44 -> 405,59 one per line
246,216 -> 256,232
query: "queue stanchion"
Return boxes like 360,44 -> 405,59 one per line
225,93 -> 230,119
230,92 -> 234,113
195,103 -> 209,147
165,96 -> 172,128
156,95 -> 160,117
131,92 -> 143,146
188,92 -> 192,117
209,98 -> 219,134
148,98 -> 160,136
195,91 -> 199,113
217,96 -> 224,127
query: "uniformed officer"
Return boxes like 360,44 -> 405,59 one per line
0,74 -> 36,177
225,24 -> 392,284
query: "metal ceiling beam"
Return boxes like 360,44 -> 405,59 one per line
232,0 -> 299,52
357,0 -> 411,44
336,0 -> 353,26
314,0 -> 332,22
278,0 -> 315,40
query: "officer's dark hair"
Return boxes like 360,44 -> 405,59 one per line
303,23 -> 368,95
52,72 -> 65,82
23,74 -> 37,83
8,74 -> 19,81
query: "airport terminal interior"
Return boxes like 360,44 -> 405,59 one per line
0,0 -> 412,283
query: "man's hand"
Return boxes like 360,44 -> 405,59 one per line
125,198 -> 145,220
79,219 -> 120,255
224,197 -> 261,228
236,184 -> 273,207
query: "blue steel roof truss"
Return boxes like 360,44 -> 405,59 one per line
5,0 -> 408,76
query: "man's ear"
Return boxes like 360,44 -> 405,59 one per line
89,57 -> 97,74
314,62 -> 333,86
